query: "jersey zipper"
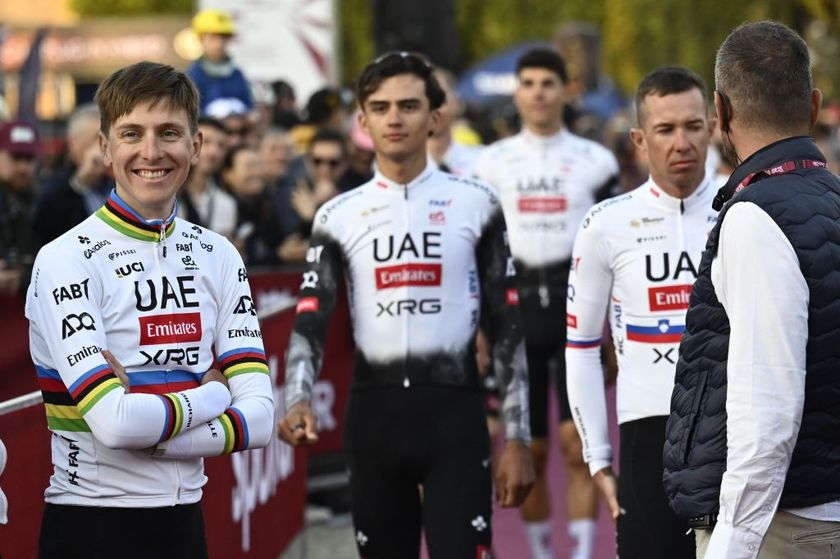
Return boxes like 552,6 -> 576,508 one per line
159,222 -> 168,258
156,221 -> 182,503
678,197 -> 687,277
538,142 -> 550,308
403,183 -> 411,388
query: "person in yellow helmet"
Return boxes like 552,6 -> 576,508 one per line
187,9 -> 254,115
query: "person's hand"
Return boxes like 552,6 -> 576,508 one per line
475,329 -> 491,377
277,401 -> 319,446
101,349 -> 130,392
495,440 -> 535,507
593,466 -> 622,519
291,181 -> 319,221
601,336 -> 618,387
74,143 -> 106,188
312,178 -> 338,205
276,233 -> 309,263
201,368 -> 229,390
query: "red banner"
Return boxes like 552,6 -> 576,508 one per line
248,269 -> 353,456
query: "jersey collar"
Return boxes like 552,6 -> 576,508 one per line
642,175 -> 713,214
372,161 -> 438,196
520,127 -> 568,147
95,189 -> 178,242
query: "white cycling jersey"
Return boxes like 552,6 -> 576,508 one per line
474,128 -> 619,272
26,191 -> 274,507
284,162 -> 531,442
565,177 -> 718,475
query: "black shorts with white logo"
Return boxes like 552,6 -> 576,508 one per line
344,385 -> 492,558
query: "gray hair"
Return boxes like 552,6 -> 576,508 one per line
715,21 -> 812,133
67,103 -> 101,139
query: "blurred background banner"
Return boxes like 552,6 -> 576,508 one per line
456,41 -> 548,106
199,0 -> 338,106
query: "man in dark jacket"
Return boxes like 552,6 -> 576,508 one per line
0,120 -> 40,294
32,104 -> 111,247
664,21 -> 840,558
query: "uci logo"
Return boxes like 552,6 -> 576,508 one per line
61,313 -> 96,339
115,262 -> 145,279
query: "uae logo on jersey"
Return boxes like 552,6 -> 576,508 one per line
375,263 -> 442,289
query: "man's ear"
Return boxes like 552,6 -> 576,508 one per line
428,109 -> 441,138
810,88 -> 823,128
629,127 -> 646,155
358,109 -> 370,136
99,131 -> 112,167
191,129 -> 204,165
714,91 -> 732,134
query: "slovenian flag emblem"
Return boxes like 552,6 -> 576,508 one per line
626,319 -> 685,343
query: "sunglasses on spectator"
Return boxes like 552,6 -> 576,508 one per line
226,126 -> 250,136
311,157 -> 343,168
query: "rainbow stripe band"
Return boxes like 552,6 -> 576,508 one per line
96,199 -> 176,243
219,407 -> 249,455
218,347 -> 269,380
68,364 -> 123,415
157,393 -> 184,443
567,338 -> 602,349
37,365 -> 92,432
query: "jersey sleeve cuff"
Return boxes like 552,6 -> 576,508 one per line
588,458 -> 612,477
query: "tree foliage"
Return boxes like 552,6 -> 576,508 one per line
70,0 -> 840,99
339,0 -> 375,86
71,0 -> 191,16
340,0 -> 840,99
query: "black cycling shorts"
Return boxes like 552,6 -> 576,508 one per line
39,502 -> 208,559
617,416 -> 695,559
344,385 -> 493,559
519,267 -> 572,438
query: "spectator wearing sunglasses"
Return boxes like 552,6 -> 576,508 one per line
270,128 -> 351,263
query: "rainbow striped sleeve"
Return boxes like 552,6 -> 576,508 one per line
156,393 -> 185,443
219,407 -> 250,454
67,364 -> 123,415
218,347 -> 269,380
37,365 -> 90,432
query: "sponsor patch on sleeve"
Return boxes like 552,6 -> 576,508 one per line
296,297 -> 320,313
505,288 -> 519,305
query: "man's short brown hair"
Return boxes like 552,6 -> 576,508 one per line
94,61 -> 200,136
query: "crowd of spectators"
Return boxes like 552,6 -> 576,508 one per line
5,23 -> 840,300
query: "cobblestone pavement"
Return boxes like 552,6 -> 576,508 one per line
281,508 -> 356,559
